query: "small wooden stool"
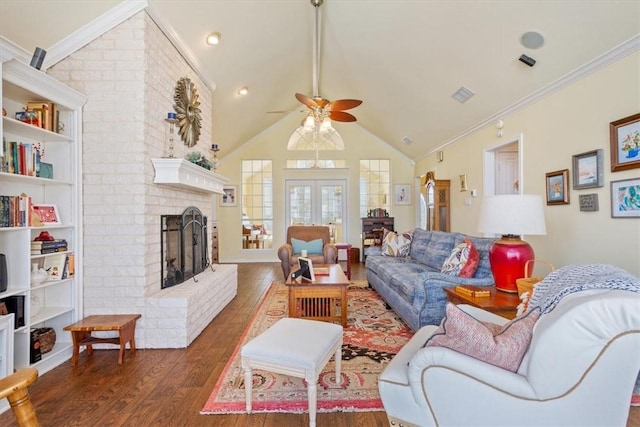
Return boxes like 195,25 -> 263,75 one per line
64,314 -> 141,366
0,368 -> 40,427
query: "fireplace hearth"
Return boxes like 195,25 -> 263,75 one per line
161,206 -> 209,289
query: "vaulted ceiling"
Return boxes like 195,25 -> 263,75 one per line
1,1 -> 639,160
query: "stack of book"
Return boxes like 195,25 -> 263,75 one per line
31,239 -> 68,255
454,285 -> 491,298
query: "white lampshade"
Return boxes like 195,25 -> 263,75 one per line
477,194 -> 546,236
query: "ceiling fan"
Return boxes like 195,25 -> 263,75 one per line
295,0 -> 362,128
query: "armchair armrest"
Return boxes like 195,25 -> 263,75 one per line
323,243 -> 338,264
408,346 -> 537,403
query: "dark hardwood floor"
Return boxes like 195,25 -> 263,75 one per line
0,262 -> 637,426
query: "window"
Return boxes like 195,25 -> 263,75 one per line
359,160 -> 391,217
242,160 -> 273,249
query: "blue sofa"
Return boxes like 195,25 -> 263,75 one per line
365,228 -> 496,331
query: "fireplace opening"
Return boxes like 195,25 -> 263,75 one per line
161,206 -> 209,289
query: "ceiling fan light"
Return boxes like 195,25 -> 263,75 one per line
304,115 -> 315,128
320,117 -> 332,132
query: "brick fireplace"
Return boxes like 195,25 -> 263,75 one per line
47,10 -> 237,348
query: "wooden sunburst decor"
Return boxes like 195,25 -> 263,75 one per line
173,77 -> 202,147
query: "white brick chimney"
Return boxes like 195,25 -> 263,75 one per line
47,11 -> 236,348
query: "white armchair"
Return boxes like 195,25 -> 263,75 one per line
378,289 -> 640,427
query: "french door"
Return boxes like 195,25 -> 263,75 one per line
285,179 -> 347,243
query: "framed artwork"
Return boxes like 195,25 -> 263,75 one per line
394,184 -> 411,205
545,169 -> 569,205
572,149 -> 604,189
220,185 -> 237,207
32,204 -> 61,225
610,113 -> 640,172
459,174 -> 468,191
610,178 -> 640,218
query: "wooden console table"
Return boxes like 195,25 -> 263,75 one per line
444,286 -> 520,319
64,314 -> 141,366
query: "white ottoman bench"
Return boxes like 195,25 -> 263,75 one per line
241,317 -> 343,427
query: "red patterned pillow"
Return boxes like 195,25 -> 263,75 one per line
425,303 -> 540,372
441,238 -> 479,277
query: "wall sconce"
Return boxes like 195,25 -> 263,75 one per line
437,151 -> 444,162
496,119 -> 504,137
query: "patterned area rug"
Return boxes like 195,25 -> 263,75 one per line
201,281 -> 413,414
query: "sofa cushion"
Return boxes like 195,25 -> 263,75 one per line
410,230 -> 458,271
291,237 -> 323,255
425,303 -> 540,372
440,238 -> 479,277
382,230 -> 414,257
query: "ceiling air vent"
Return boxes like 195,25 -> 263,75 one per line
452,86 -> 475,103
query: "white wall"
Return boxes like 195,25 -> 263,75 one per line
415,52 -> 640,276
216,111 -> 416,264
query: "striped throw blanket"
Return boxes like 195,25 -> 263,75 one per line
527,263 -> 640,314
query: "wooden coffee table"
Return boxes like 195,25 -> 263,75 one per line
444,286 -> 520,319
286,263 -> 349,326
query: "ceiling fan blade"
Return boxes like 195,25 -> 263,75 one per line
327,99 -> 362,111
329,111 -> 357,122
295,93 -> 318,109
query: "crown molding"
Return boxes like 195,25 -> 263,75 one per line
425,33 -> 640,158
0,36 -> 30,63
43,1 -> 148,70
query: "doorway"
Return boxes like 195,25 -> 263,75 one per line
483,136 -> 522,196
285,179 -> 347,243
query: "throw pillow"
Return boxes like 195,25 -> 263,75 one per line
441,238 -> 479,277
291,237 -> 323,255
425,303 -> 540,372
381,230 -> 413,257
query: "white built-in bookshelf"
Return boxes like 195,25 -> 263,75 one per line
0,42 -> 86,393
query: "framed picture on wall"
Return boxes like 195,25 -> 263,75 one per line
394,184 -> 411,205
610,178 -> 640,218
545,169 -> 569,205
572,149 -> 604,190
220,185 -> 237,207
610,113 -> 640,172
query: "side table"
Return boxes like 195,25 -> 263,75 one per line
334,243 -> 352,280
443,286 -> 520,319
64,314 -> 141,366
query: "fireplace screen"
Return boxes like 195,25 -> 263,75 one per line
161,206 -> 209,289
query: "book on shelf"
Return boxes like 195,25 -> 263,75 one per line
31,239 -> 68,249
31,247 -> 68,255
454,285 -> 491,298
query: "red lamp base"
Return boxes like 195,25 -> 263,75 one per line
489,235 -> 534,293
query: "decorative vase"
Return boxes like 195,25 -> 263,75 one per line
31,292 -> 41,318
625,148 -> 639,158
30,263 -> 48,286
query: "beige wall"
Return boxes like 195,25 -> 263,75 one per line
415,52 -> 640,276
216,112 -> 416,263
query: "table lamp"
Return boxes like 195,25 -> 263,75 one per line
477,194 -> 546,293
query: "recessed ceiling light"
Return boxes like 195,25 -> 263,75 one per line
206,32 -> 221,45
452,86 -> 475,103
520,31 -> 544,50
237,87 -> 249,96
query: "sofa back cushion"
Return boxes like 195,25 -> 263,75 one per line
410,229 -> 458,271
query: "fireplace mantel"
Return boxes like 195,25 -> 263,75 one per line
151,158 -> 228,194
